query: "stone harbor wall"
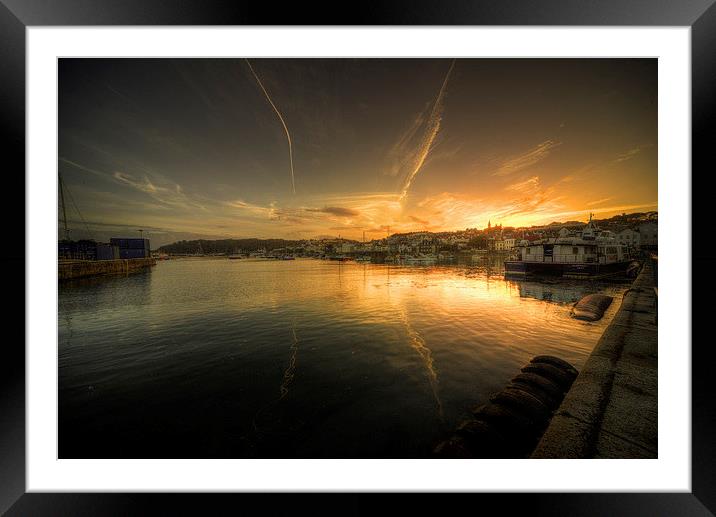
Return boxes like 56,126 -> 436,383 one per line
532,259 -> 658,458
58,258 -> 156,281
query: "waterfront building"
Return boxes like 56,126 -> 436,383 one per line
616,228 -> 641,248
638,222 -> 658,248
339,242 -> 355,254
110,238 -> 151,259
417,238 -> 438,255
558,227 -> 572,238
59,239 -> 121,261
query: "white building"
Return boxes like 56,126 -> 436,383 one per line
638,222 -> 658,247
495,239 -> 516,251
304,243 -> 323,253
616,228 -> 640,248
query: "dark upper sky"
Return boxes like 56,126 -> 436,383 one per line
59,58 -> 657,245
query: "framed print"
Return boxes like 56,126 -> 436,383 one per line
2,0 -> 712,514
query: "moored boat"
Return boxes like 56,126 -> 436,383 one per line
504,215 -> 635,279
403,254 -> 437,265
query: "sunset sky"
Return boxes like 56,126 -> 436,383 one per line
59,58 -> 657,246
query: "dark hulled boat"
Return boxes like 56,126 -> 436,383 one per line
504,215 -> 636,279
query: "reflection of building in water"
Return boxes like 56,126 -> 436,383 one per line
513,280 -> 589,305
59,270 -> 154,322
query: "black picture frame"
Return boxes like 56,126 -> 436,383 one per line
2,1 -> 711,515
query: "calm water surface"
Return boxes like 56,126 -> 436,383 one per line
59,257 -> 628,458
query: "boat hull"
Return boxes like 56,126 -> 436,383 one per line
504,260 -> 632,279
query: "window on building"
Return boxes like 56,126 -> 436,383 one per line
573,247 -> 579,254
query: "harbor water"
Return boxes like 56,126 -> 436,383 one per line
59,257 -> 629,458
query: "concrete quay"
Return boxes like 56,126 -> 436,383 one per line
58,258 -> 156,281
531,259 -> 658,458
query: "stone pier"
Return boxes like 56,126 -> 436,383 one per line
58,258 -> 156,281
531,259 -> 658,458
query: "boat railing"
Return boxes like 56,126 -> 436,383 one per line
553,254 -> 599,263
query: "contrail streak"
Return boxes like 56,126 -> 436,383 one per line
245,59 -> 296,195
399,59 -> 456,201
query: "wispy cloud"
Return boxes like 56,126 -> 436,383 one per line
416,174 -> 567,229
409,215 -> 430,226
505,176 -> 541,193
61,156 -> 210,212
364,225 -> 392,234
386,110 -> 427,177
412,189 -> 655,231
613,145 -> 650,163
226,200 -> 363,225
397,60 -> 456,201
493,140 -> 562,177
113,172 -> 160,194
614,148 -> 641,163
305,206 -> 360,217
112,170 -> 207,211
225,199 -> 277,218
586,197 -> 614,206
59,157 -> 109,178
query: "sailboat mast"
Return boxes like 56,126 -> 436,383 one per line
59,173 -> 70,241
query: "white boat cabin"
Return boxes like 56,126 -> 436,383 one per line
517,217 -> 630,265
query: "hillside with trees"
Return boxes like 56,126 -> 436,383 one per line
158,238 -> 302,255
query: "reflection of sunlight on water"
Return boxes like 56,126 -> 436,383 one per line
59,258 -> 631,457
398,307 -> 444,422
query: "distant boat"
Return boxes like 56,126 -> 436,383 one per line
404,254 -> 437,265
228,254 -> 243,259
282,255 -> 296,260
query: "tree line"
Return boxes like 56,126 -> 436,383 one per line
158,238 -> 303,255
